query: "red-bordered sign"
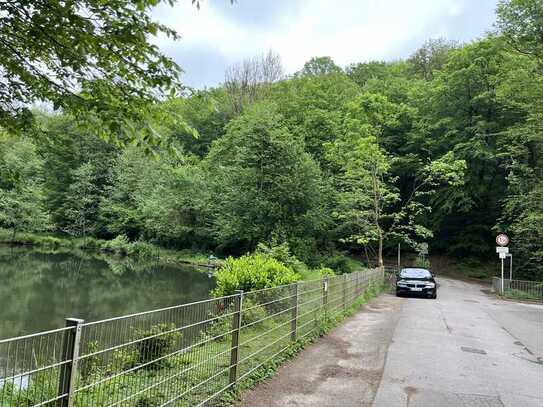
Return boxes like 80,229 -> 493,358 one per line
496,234 -> 509,247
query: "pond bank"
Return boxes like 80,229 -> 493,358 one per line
0,229 -> 222,269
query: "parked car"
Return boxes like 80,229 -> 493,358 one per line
396,267 -> 437,299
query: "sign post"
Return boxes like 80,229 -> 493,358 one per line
496,234 -> 510,294
397,243 -> 401,271
506,253 -> 512,280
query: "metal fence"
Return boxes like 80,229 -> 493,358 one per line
492,277 -> 543,301
0,268 -> 383,407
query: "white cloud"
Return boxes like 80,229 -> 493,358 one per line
152,0 -> 496,87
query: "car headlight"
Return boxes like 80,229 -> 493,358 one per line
397,281 -> 408,286
425,282 -> 436,288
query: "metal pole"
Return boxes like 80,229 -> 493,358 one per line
501,258 -> 504,294
343,274 -> 347,312
397,243 -> 401,271
322,277 -> 328,316
509,254 -> 513,281
290,283 -> 299,342
229,290 -> 243,387
57,318 -> 84,407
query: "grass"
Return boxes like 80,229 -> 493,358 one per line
502,288 -> 543,302
1,275 -> 387,407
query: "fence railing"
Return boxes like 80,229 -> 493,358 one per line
492,277 -> 543,301
0,268 -> 383,407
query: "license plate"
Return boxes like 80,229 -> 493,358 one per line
411,287 -> 422,291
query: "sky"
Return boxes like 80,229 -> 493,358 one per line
153,0 -> 499,89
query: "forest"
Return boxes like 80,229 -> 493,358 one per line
0,0 -> 542,280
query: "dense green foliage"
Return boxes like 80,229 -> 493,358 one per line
212,254 -> 300,297
1,1 -> 542,279
0,0 -> 186,146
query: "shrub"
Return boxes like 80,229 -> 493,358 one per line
316,267 -> 335,278
212,254 -> 300,297
134,323 -> 181,369
34,236 -> 63,247
101,234 -> 131,255
255,241 -> 306,273
127,240 -> 156,259
323,254 -> 352,275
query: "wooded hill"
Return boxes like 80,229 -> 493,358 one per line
0,1 -> 541,280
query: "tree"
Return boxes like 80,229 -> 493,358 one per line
37,114 -> 117,232
496,0 -> 543,62
206,102 -> 329,260
346,61 -> 389,87
0,133 -> 49,237
299,56 -> 342,76
408,38 -> 458,80
224,50 -> 284,114
268,72 -> 359,164
0,0 -> 183,144
331,93 -> 466,267
62,162 -> 102,238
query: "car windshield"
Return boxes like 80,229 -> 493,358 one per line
399,268 -> 432,279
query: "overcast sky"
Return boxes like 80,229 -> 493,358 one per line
153,0 -> 498,89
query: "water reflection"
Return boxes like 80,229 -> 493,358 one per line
0,246 -> 215,339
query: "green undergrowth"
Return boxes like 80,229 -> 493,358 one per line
502,288 -> 543,302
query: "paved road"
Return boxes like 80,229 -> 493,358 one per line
242,277 -> 543,407
374,277 -> 543,407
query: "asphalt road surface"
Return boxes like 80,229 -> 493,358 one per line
242,277 -> 543,407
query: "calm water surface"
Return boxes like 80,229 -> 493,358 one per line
0,246 -> 215,339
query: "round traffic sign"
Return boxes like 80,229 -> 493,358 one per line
496,234 -> 509,247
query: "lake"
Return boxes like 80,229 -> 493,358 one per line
0,246 -> 215,339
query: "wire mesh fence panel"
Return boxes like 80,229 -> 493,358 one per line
237,284 -> 296,383
0,326 -> 75,406
74,295 -> 238,407
296,279 -> 325,340
0,268 -> 384,407
493,277 -> 543,301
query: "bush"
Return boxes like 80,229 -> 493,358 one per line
323,254 -> 352,275
255,241 -> 307,274
127,240 -> 156,259
212,254 -> 300,297
101,234 -> 131,255
134,323 -> 181,369
34,235 -> 63,247
316,267 -> 335,278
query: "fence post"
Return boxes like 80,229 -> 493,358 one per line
356,272 -> 360,296
343,274 -> 347,312
322,276 -> 328,316
57,318 -> 84,407
290,282 -> 299,342
229,290 -> 243,387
